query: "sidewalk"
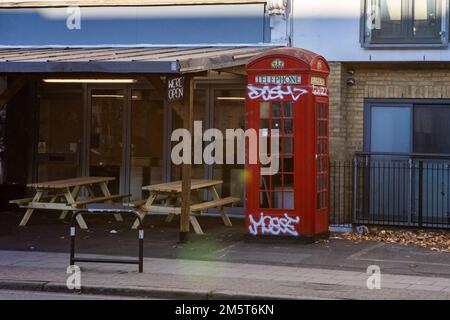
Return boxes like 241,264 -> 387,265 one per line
0,250 -> 449,300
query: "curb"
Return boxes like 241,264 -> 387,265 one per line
0,279 -> 319,300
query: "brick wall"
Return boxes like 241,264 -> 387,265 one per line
328,62 -> 450,160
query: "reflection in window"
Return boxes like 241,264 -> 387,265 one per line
363,0 -> 445,46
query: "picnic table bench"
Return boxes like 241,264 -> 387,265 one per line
128,179 -> 240,234
10,176 -> 130,229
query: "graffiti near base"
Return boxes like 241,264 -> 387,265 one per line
248,212 -> 300,236
247,85 -> 308,101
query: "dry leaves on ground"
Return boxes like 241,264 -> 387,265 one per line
333,229 -> 450,253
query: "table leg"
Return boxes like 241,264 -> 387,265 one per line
19,191 -> 43,227
189,215 -> 204,235
99,182 -> 123,222
165,195 -> 177,223
59,185 -> 80,220
132,193 -> 156,229
63,188 -> 88,230
210,186 -> 232,227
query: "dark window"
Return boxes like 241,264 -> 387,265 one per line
365,101 -> 450,154
362,0 -> 448,47
414,106 -> 450,154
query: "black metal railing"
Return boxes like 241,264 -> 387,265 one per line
329,153 -> 450,229
352,152 -> 450,229
329,161 -> 353,226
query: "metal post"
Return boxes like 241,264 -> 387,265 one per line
418,160 -> 423,227
408,158 -> 413,226
180,75 -> 194,243
352,157 -> 358,224
69,226 -> 76,266
138,227 -> 144,273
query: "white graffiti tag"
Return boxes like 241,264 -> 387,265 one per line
247,85 -> 308,101
248,212 -> 300,236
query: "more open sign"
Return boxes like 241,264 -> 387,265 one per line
167,76 -> 184,102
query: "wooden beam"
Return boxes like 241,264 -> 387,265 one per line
179,75 -> 194,243
0,78 -> 27,106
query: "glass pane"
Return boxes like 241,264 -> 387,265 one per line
284,192 -> 294,210
272,191 -> 283,209
284,102 -> 293,117
130,90 -> 164,200
371,0 -> 403,38
370,106 -> 412,153
171,90 -> 206,181
260,191 -> 271,208
284,119 -> 293,134
271,102 -> 282,117
90,89 -> 124,194
212,89 -> 246,207
37,84 -> 82,181
414,106 -> 450,154
413,0 -> 439,38
259,102 -> 270,118
283,137 -> 294,154
273,173 -> 282,188
284,174 -> 294,188
283,157 -> 294,173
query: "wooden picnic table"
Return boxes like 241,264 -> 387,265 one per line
10,176 -> 130,229
129,179 -> 240,234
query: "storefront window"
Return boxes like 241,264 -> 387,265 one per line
37,84 -> 82,181
212,89 -> 246,207
170,89 -> 206,181
130,90 -> 164,200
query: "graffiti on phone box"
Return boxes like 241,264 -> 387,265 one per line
248,212 -> 300,236
247,84 -> 308,101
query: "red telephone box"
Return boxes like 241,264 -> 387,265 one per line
245,47 -> 330,240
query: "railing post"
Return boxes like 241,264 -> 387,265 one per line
418,160 -> 423,228
408,158 -> 414,226
352,157 -> 358,224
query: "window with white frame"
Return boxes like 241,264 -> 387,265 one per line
362,0 -> 449,46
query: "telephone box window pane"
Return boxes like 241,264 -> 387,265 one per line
284,192 -> 294,210
260,175 -> 270,190
259,119 -> 270,131
273,173 -> 282,188
273,192 -> 284,209
272,119 -> 282,130
260,192 -> 271,208
283,157 -> 294,173
260,102 -> 270,119
284,137 -> 293,154
272,102 -> 282,117
284,119 -> 293,134
284,102 -> 293,117
284,174 -> 294,188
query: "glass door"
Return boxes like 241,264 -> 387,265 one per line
88,88 -> 127,195
129,89 -> 165,200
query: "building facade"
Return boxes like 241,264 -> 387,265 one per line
293,0 -> 450,160
0,0 -> 292,217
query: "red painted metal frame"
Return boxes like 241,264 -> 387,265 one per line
245,48 -> 330,238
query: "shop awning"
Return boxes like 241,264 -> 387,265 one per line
0,46 -> 279,74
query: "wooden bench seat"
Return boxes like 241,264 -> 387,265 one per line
10,194 -> 65,206
125,199 -> 147,208
73,194 -> 131,207
190,197 -> 240,212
